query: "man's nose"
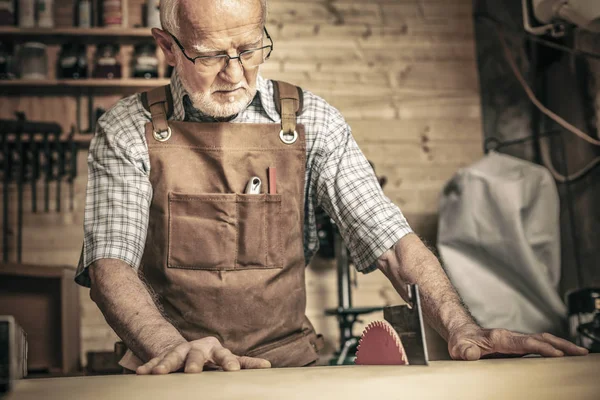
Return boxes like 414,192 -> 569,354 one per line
219,57 -> 244,83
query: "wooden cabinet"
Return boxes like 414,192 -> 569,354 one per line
0,263 -> 80,374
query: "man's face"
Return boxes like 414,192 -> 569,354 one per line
170,0 -> 264,118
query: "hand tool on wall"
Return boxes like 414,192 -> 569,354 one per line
68,131 -> 77,212
43,132 -> 51,213
29,132 -> 38,213
2,127 -> 11,263
55,131 -> 65,212
0,115 -> 80,262
15,125 -> 24,263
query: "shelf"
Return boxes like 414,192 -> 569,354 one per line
2,132 -> 94,148
0,78 -> 170,94
0,27 -> 154,43
0,78 -> 169,87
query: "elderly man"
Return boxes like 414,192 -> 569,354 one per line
76,0 -> 588,374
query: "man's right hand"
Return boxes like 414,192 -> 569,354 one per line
136,337 -> 271,374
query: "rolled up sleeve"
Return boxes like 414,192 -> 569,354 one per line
75,108 -> 152,287
314,111 -> 412,273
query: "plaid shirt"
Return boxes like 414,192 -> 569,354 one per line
75,69 -> 412,287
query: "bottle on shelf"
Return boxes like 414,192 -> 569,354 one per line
0,41 -> 16,79
0,0 -> 16,25
145,0 -> 160,28
18,0 -> 36,27
18,42 -> 48,79
102,0 -> 123,28
37,0 -> 55,28
93,43 -> 121,79
58,43 -> 87,79
132,43 -> 159,79
76,0 -> 93,28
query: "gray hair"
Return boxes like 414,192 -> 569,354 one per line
160,0 -> 267,37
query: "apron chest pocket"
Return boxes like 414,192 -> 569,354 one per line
168,192 -> 282,270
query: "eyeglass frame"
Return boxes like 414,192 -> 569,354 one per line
168,27 -> 274,71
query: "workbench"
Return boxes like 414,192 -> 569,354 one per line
6,354 -> 599,400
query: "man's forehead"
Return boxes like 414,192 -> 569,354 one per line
177,0 -> 264,49
178,0 -> 263,31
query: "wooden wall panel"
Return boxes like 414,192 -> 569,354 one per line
0,0 -> 483,365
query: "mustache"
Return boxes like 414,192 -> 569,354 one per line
211,84 -> 247,92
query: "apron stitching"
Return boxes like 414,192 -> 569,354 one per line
234,198 -> 239,268
170,197 -> 236,202
263,198 -> 267,266
147,147 -> 304,152
277,199 -> 283,267
167,193 -> 172,269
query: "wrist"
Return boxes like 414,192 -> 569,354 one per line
147,336 -> 188,359
437,302 -> 480,341
135,323 -> 187,360
447,321 -> 481,339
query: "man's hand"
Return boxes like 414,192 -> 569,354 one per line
448,324 -> 589,360
136,337 -> 272,374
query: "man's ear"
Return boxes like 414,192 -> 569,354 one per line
152,28 -> 177,66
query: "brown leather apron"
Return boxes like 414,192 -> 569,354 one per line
119,81 -> 323,371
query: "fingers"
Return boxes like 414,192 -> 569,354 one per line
537,333 -> 589,356
212,347 -> 241,371
449,328 -> 590,361
516,336 -> 564,357
151,343 -> 190,374
184,347 -> 208,373
136,356 -> 162,375
238,356 -> 272,369
451,342 -> 481,361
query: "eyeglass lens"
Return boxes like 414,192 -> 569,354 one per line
195,47 -> 270,70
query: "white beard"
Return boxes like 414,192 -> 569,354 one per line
175,56 -> 257,118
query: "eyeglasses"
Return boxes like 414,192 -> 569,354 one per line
168,27 -> 274,73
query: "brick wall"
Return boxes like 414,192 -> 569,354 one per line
1,0 -> 483,365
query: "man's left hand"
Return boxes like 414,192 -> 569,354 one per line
447,324 -> 590,360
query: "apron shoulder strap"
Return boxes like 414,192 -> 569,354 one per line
272,81 -> 303,135
141,85 -> 174,139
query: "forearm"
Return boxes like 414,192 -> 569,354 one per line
377,233 -> 478,341
89,258 -> 186,362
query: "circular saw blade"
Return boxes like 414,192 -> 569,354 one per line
355,320 -> 409,365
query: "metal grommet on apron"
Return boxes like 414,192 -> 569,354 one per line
142,85 -> 174,143
279,129 -> 298,144
273,81 -> 302,145
153,126 -> 172,142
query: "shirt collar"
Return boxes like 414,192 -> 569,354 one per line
168,69 -> 280,123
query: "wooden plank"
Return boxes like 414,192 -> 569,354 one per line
276,20 -> 475,41
320,93 -> 481,120
0,27 -> 153,38
0,79 -> 170,88
10,355 -> 600,399
349,119 -> 483,143
359,141 -> 482,166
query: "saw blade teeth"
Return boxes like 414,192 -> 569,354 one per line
355,319 -> 409,366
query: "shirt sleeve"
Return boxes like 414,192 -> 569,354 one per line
74,107 -> 153,287
314,109 -> 413,274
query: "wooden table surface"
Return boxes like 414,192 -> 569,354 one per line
6,354 -> 600,400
